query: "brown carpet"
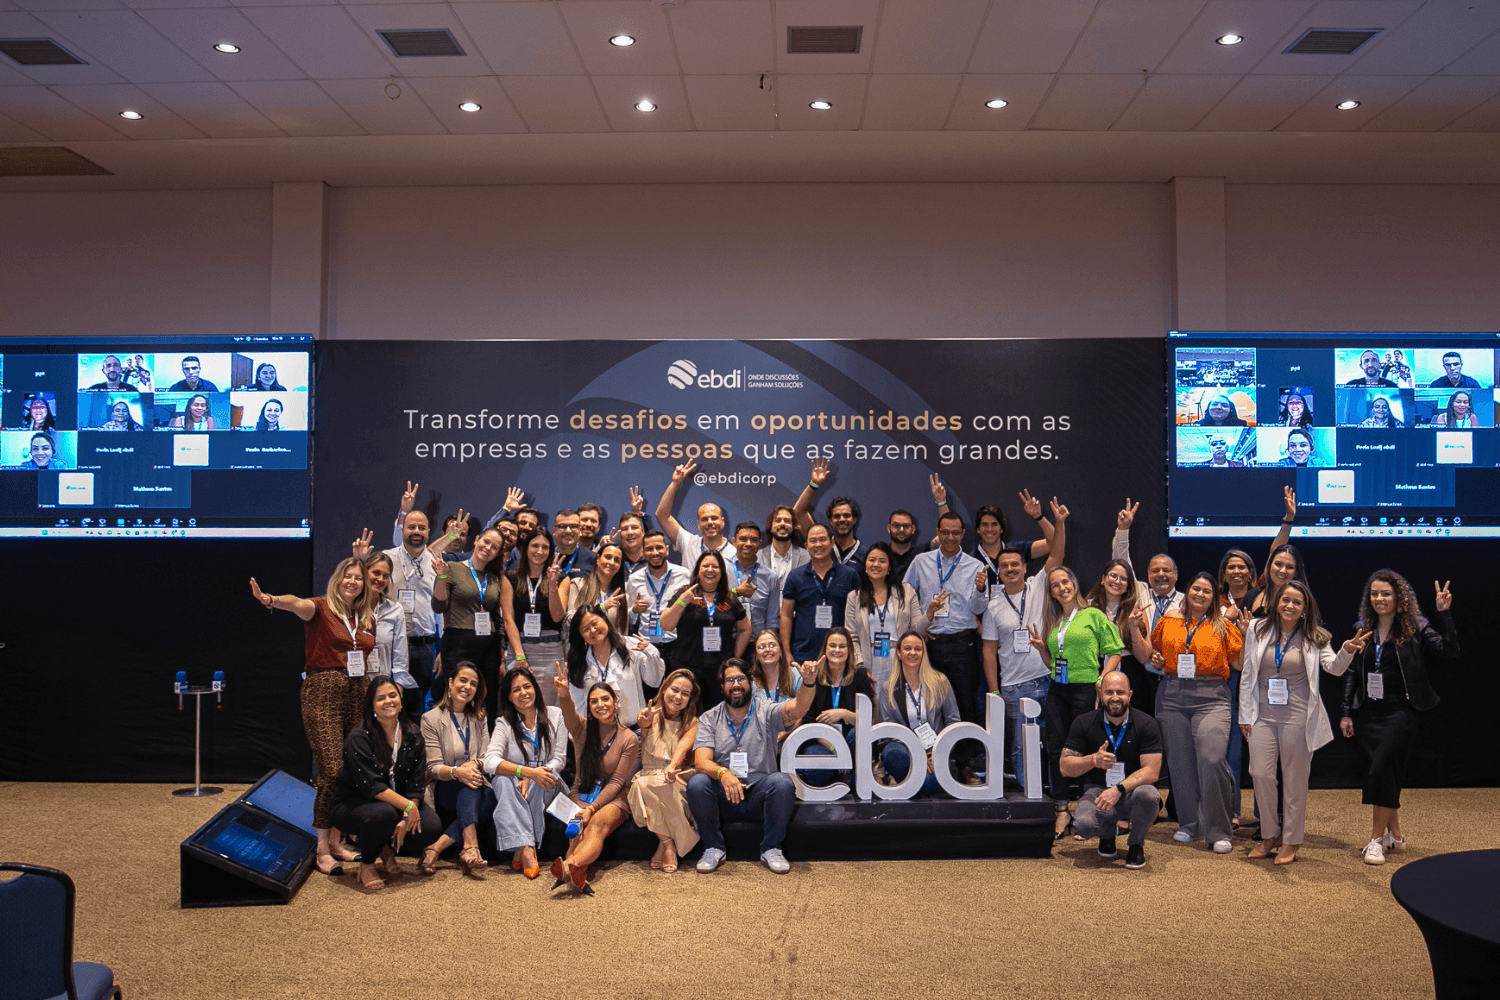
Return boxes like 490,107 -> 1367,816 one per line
3,781 -> 1485,999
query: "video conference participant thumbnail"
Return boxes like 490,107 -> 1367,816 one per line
1340,349 -> 1401,388
160,354 -> 225,393
1337,389 -> 1408,428
1254,427 -> 1335,468
231,392 -> 306,431
2,430 -> 76,470
78,393 -> 148,432
154,392 -> 230,431
1415,349 -> 1491,390
13,393 -> 58,432
1175,388 -> 1256,428
77,354 -> 155,393
1176,427 -> 1253,468
232,353 -> 308,393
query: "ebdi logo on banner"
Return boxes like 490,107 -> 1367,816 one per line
668,359 -> 741,390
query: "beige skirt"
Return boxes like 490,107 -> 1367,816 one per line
627,768 -> 699,854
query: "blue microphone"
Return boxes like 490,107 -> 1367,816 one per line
175,671 -> 188,709
213,670 -> 225,706
565,818 -> 582,839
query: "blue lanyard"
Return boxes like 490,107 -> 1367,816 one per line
1152,594 -> 1171,617
646,571 -> 669,608
559,549 -> 578,576
1373,628 -> 1389,668
451,713 -> 470,755
937,554 -> 960,590
1103,716 -> 1129,756
467,559 -> 486,603
705,599 -> 716,627
1273,627 -> 1298,674
874,598 -> 889,630
733,562 -> 756,586
593,649 -> 617,687
904,679 -> 923,724
1002,587 -> 1025,621
521,720 -> 541,764
1183,616 -> 1206,650
831,679 -> 844,709
813,567 -> 834,603
726,710 -> 752,748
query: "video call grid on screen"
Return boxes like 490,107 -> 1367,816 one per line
0,336 -> 312,538
1167,332 -> 1500,539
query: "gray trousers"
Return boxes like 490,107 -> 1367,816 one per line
1074,784 -> 1162,847
491,772 -> 560,852
1157,677 -> 1233,844
1248,720 -> 1313,845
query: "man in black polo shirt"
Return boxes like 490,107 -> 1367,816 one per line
1060,670 -> 1163,870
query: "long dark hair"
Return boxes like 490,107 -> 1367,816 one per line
182,394 -> 212,430
22,395 -> 56,432
566,608 -> 630,688
1357,569 -> 1423,648
576,682 -> 620,793
856,541 -> 908,612
435,661 -> 486,722
1252,580 -> 1330,647
509,527 -> 556,596
498,666 -> 552,760
360,678 -> 414,774
1278,391 -> 1312,428
1086,559 -> 1141,632
255,398 -> 284,431
651,668 -> 701,745
764,504 -> 805,547
672,550 -> 739,614
1261,543 -> 1310,590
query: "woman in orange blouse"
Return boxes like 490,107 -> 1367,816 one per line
1132,571 -> 1243,853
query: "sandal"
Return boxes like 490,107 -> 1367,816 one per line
316,852 -> 344,876
662,841 -> 678,875
377,846 -> 405,878
357,864 -> 386,892
417,846 -> 441,876
651,841 -> 667,870
459,845 -> 488,876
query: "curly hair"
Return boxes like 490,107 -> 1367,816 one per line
1357,569 -> 1423,647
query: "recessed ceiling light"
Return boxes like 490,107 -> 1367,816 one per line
809,100 -> 832,111
458,101 -> 482,113
213,42 -> 240,54
1336,99 -> 1361,110
119,110 -> 142,120
985,98 -> 1008,109
635,99 -> 656,112
609,34 -> 636,47
1216,33 -> 1243,46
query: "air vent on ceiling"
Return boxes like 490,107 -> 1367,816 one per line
0,147 -> 112,178
0,38 -> 87,66
787,26 -> 863,54
1283,28 -> 1382,55
378,29 -> 465,58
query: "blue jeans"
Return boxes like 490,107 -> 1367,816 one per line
436,779 -> 498,843
880,741 -> 942,797
1001,675 -> 1050,781
685,772 -> 797,855
797,729 -> 856,788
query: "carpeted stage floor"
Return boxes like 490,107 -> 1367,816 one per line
4,782 -> 1490,999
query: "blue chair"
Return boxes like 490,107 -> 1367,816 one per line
0,863 -> 122,1000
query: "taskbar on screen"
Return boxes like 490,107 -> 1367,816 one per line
1170,524 -> 1482,538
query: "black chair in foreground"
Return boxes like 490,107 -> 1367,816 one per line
0,862 -> 122,1000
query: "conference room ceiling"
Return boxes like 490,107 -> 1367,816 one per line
2,0 -> 1499,190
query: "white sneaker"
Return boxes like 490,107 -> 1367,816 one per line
1173,830 -> 1194,843
696,847 -> 726,873
1362,838 -> 1386,865
1382,833 -> 1406,854
1212,840 -> 1233,854
761,849 -> 790,874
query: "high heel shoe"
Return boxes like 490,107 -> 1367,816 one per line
511,850 -> 524,873
1053,813 -> 1073,841
549,857 -> 568,889
570,862 -> 592,894
662,842 -> 678,875
521,847 -> 540,879
377,846 -> 405,878
417,846 -> 441,876
357,864 -> 386,892
459,845 -> 488,876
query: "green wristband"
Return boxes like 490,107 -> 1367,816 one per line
808,480 -> 819,490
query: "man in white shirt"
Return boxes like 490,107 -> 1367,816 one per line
655,460 -> 735,568
627,530 -> 691,660
757,504 -> 808,588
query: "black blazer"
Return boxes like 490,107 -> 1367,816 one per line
1341,610 -> 1458,715
331,721 -> 427,807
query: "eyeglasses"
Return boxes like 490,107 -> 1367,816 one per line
1105,573 -> 1129,582
724,677 -> 750,686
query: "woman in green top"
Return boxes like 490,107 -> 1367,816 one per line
1028,566 -> 1124,837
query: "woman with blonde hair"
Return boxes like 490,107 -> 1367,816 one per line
748,629 -> 800,704
875,632 -> 959,795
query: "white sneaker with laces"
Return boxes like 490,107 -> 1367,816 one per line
1212,840 -> 1233,854
696,847 -> 727,873
761,849 -> 790,874
1382,832 -> 1406,853
1173,830 -> 1194,843
1362,838 -> 1386,865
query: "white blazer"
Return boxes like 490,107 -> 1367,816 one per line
1237,623 -> 1353,752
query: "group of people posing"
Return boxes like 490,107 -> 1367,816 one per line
249,463 -> 1458,889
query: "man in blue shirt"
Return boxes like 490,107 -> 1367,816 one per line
779,523 -> 859,662
906,512 -> 989,727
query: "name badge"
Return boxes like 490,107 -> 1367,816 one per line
1367,672 -> 1385,700
398,589 -> 416,613
345,649 -> 366,677
523,612 -> 541,638
914,722 -> 938,750
935,606 -> 950,620
1267,677 -> 1289,705
1012,629 -> 1031,654
644,611 -> 662,638
872,631 -> 891,657
729,751 -> 749,778
703,628 -> 722,652
815,604 -> 833,629
1055,657 -> 1068,684
1105,762 -> 1127,787
474,612 -> 492,637
1176,654 -> 1196,679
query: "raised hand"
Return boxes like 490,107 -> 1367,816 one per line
671,461 -> 698,485
631,592 -> 651,615
1283,486 -> 1297,521
602,588 -> 625,611
1050,497 -> 1069,523
628,485 -> 645,514
546,556 -> 563,584
1434,580 -> 1452,611
1019,489 -> 1042,520
638,704 -> 659,730
249,577 -> 272,608
1130,606 -> 1151,638
450,508 -> 468,535
553,661 -> 569,695
735,577 -> 758,598
974,568 -> 988,592
929,473 -> 947,505
1342,628 -> 1373,655
504,486 -> 525,511
351,528 -> 374,559
1026,623 -> 1049,657
400,481 -> 419,514
810,456 -> 831,488
1117,499 -> 1138,530
429,550 -> 446,577
1150,651 -> 1165,671
798,657 -> 823,685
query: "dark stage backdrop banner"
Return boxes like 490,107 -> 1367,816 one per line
314,339 -> 1169,579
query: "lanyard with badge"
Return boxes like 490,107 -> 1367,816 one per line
398,550 -> 420,619
934,555 -> 960,620
1004,588 -> 1030,654
521,720 -> 542,766
1368,629 -> 1389,699
726,710 -> 753,778
1268,627 -> 1297,705
451,712 -> 472,764
1102,715 -> 1129,787
580,731 -> 617,804
1053,609 -> 1079,683
814,568 -> 835,629
872,598 -> 892,659
341,610 -> 366,677
1177,617 -> 1204,679
702,598 -> 722,652
468,559 -> 492,636
643,572 -> 669,638
906,679 -> 939,749
559,549 -> 579,577
523,575 -> 543,638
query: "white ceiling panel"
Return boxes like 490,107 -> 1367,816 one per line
1062,0 -> 1208,74
1154,0 -> 1314,74
341,5 -> 491,77
1031,73 -> 1143,130
140,79 -> 282,136
52,82 -> 206,136
869,0 -> 987,75
13,0 -> 127,10
1441,26 -> 1500,75
501,74 -> 608,132
1340,1 -> 1500,76
773,73 -> 866,128
1112,73 -> 1238,130
670,0 -> 773,77
681,73 -> 774,130
138,8 -> 305,80
966,0 -> 1096,74
32,10 -> 215,84
944,73 -> 1052,130
407,75 -> 526,133
228,0 -> 343,7
557,1 -> 676,76
594,74 -> 692,131
862,72 -> 959,130
0,84 -> 125,138
0,55 -> 36,86
0,10 -> 122,83
228,78 -> 363,134
318,76 -> 445,133
773,0 -> 880,74
1194,73 -> 1328,129
1250,0 -> 1424,75
1277,74 -> 1419,130
1361,75 -> 1500,131
1440,90 -> 1500,130
0,109 -> 47,140
452,2 -> 584,76
241,6 -> 395,79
